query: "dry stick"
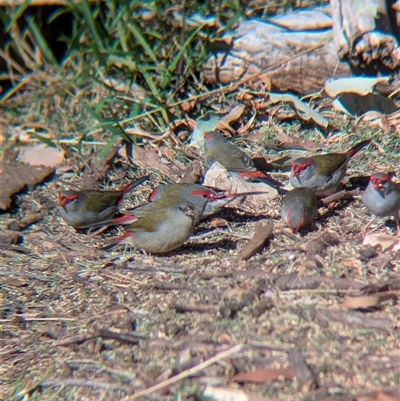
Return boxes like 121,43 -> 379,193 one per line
120,344 -> 245,401
189,229 -> 251,241
320,188 -> 360,206
55,326 -> 146,346
37,379 -> 132,393
170,302 -> 221,313
21,317 -> 76,322
55,333 -> 97,346
66,359 -> 139,381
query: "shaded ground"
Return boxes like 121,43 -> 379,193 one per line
1,127 -> 399,400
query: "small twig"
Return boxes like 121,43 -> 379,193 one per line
37,379 -> 132,393
169,303 -> 221,313
86,225 -> 110,238
0,270 -> 50,281
280,289 -> 360,295
66,359 -> 139,382
55,333 -> 97,346
18,317 -> 76,322
320,188 -> 360,206
0,245 -> 32,254
95,327 -> 144,344
55,326 -> 145,346
190,229 -> 251,241
120,344 -> 245,401
153,281 -> 217,298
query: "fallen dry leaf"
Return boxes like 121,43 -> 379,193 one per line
81,144 -> 120,190
55,165 -> 75,175
220,104 -> 246,125
232,368 -> 294,383
375,391 -> 400,401
42,241 -> 56,250
0,162 -> 53,210
203,386 -> 264,401
176,160 -> 202,184
239,220 -> 274,260
19,143 -> 65,168
355,390 -> 400,401
275,132 -> 321,152
269,92 -> 328,127
209,218 -> 229,228
180,100 -> 196,112
128,144 -> 188,181
341,293 -> 398,309
363,233 -> 400,251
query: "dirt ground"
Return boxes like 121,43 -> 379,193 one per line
1,125 -> 399,401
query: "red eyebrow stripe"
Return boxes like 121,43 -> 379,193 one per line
190,190 -> 213,197
59,192 -> 80,205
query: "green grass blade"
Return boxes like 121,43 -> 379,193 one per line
128,22 -> 157,63
32,134 -> 57,147
83,104 -> 131,143
25,16 -> 58,65
139,66 -> 170,124
78,0 -> 105,53
107,55 -> 137,70
5,0 -> 32,32
99,134 -> 123,159
161,25 -> 202,89
47,6 -> 73,24
117,20 -> 130,53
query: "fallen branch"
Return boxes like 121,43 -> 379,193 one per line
320,188 -> 360,206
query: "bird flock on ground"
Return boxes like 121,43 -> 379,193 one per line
58,131 -> 400,254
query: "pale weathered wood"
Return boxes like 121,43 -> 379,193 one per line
330,0 -> 400,68
202,13 -> 351,94
202,5 -> 400,94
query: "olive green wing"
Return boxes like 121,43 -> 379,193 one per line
313,153 -> 348,176
207,143 -> 254,171
84,190 -> 122,212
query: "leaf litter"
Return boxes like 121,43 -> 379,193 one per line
1,70 -> 399,401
